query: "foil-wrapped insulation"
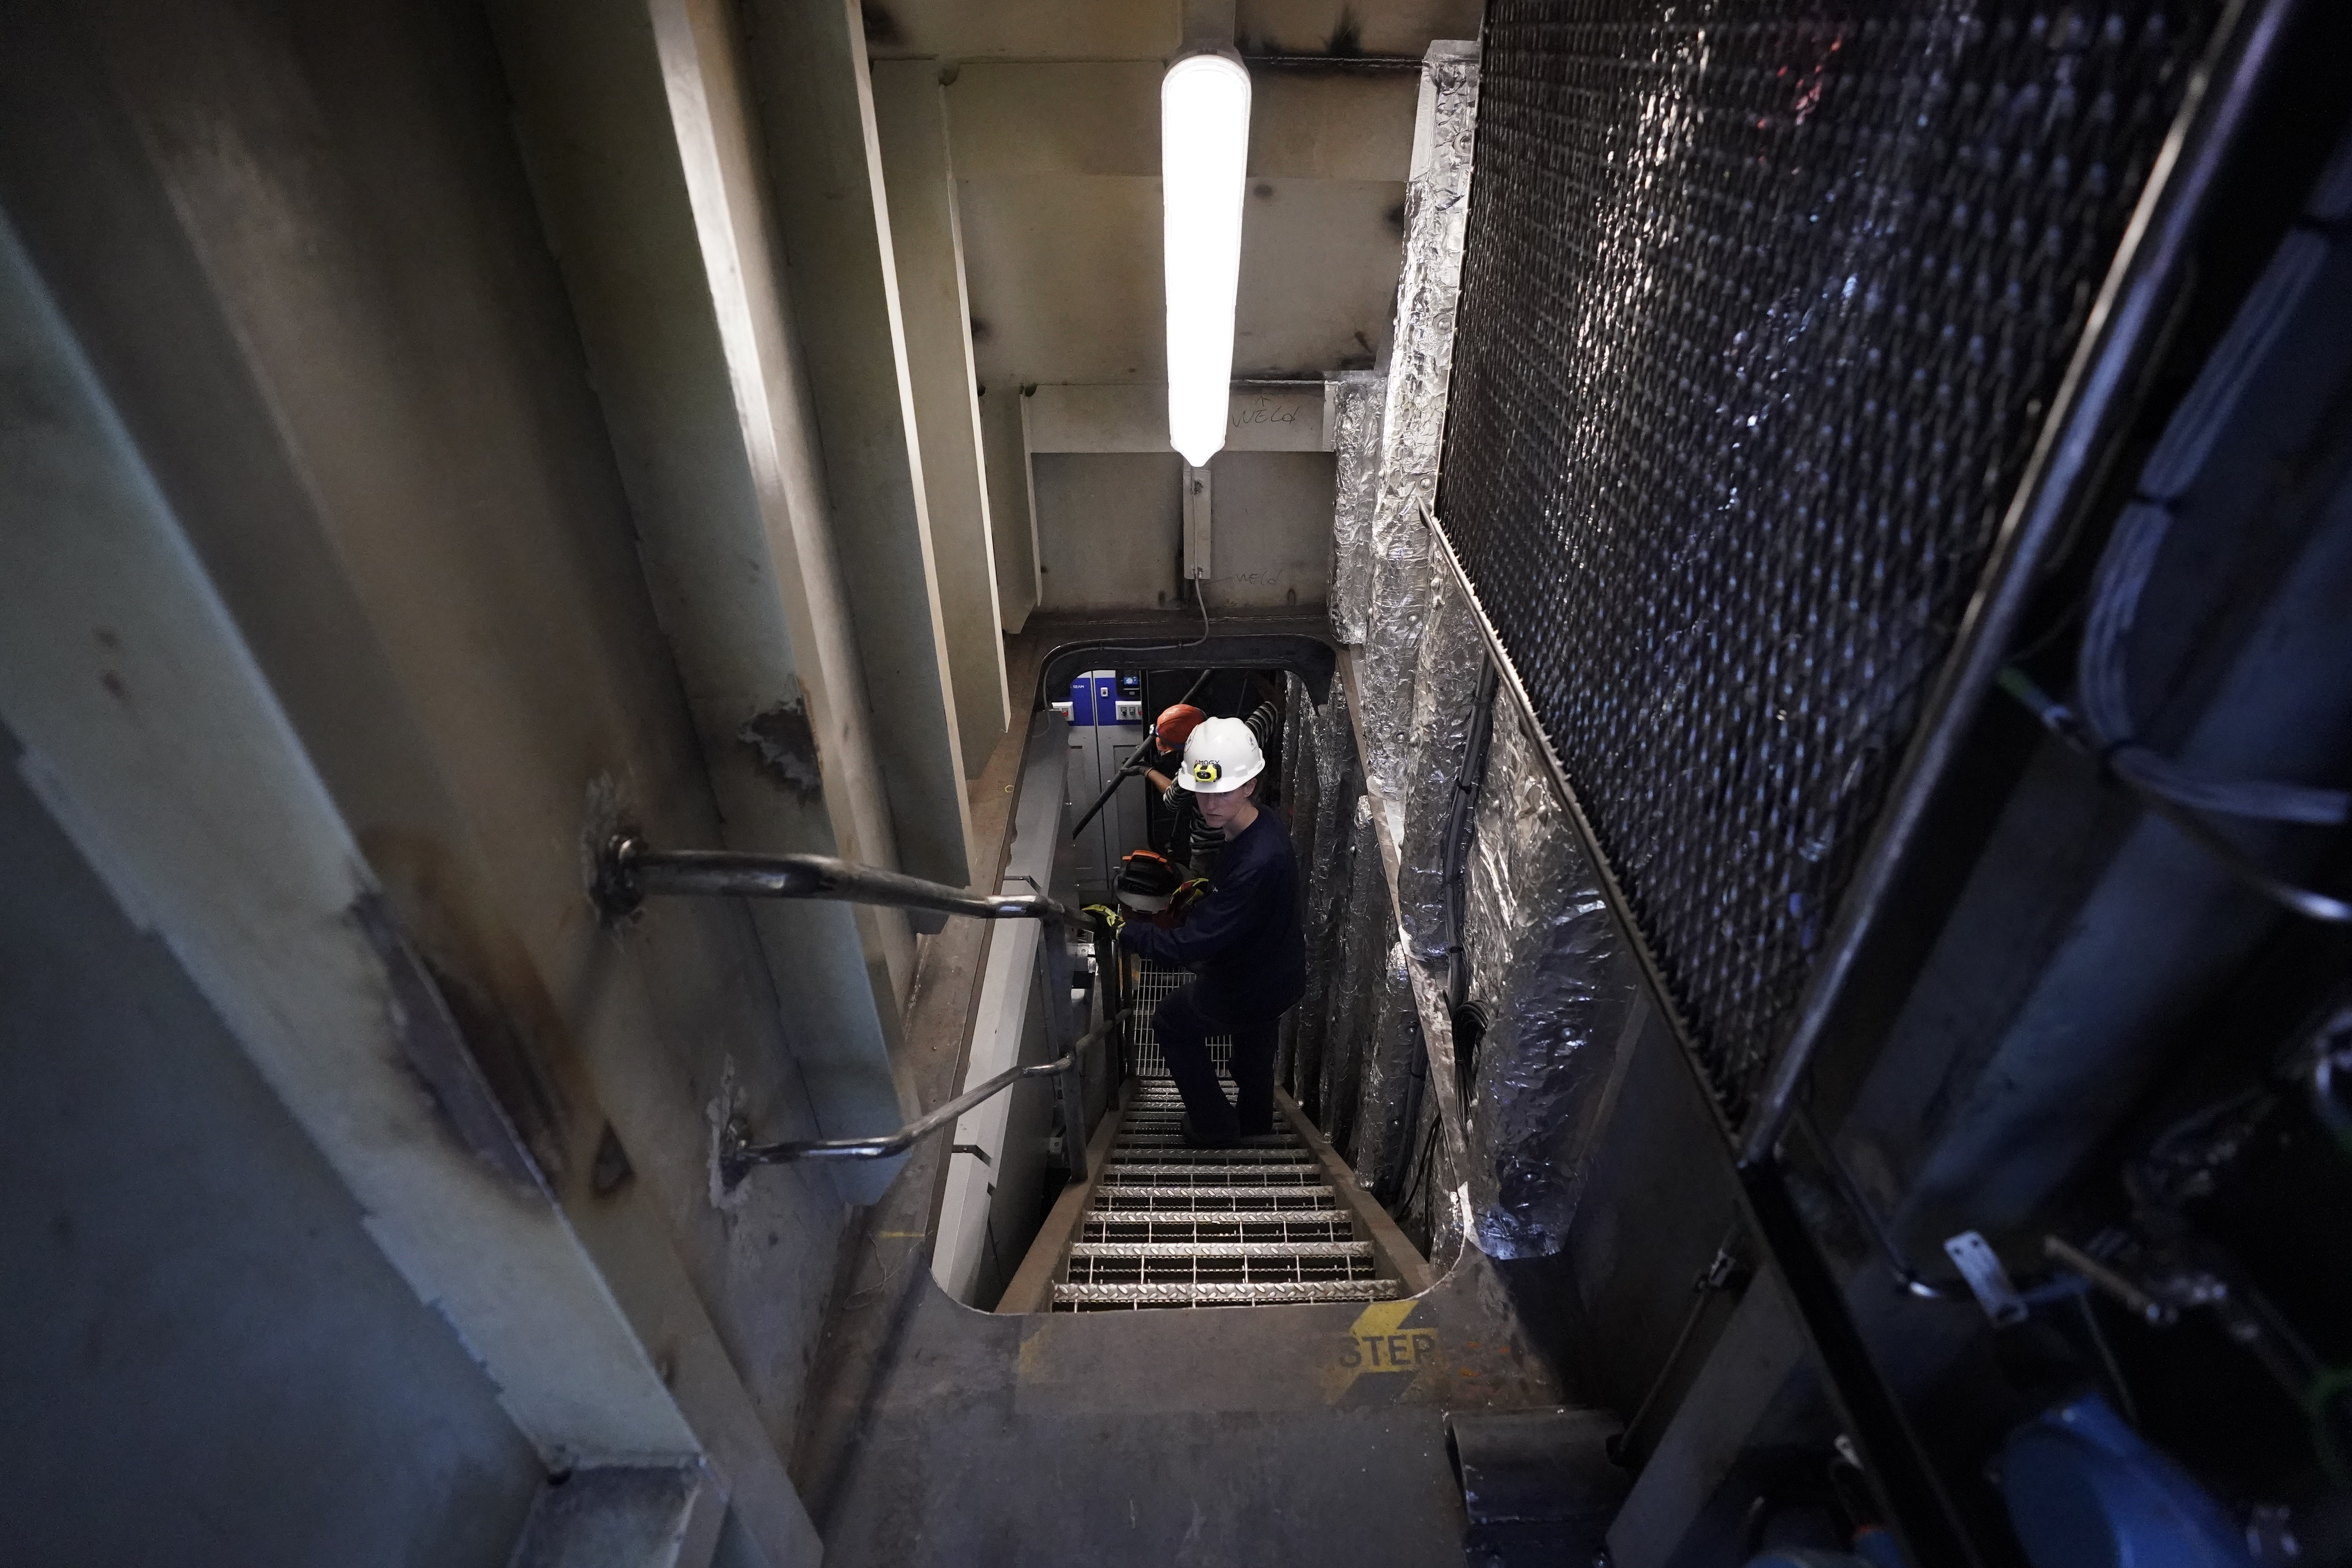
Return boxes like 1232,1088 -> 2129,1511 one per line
1326,370 -> 1386,645
1458,709 -> 1637,1259
1395,564 -> 1489,962
1359,42 -> 1481,800
1313,660 -> 1357,833
1287,675 -> 1363,1108
1431,1161 -> 1466,1276
1326,799 -> 1392,1152
1280,676 -> 1317,862
1275,680 -> 1320,1089
1406,951 -> 1463,1130
1350,934 -> 1424,1193
1362,548 -> 1432,804
1320,796 -> 1389,1152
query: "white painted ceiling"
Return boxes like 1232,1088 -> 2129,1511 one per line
868,0 -> 1479,393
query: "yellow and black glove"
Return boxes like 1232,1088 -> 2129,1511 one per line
1082,902 -> 1126,938
1169,878 -> 1211,920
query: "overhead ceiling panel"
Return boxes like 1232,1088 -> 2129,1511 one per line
949,63 -> 1413,387
1239,0 -> 1483,56
863,0 -> 1177,61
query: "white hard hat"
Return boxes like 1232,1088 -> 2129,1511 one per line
1179,715 -> 1265,794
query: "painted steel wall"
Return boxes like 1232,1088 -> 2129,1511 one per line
0,725 -> 541,1567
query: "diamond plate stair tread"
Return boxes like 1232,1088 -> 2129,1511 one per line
1117,1134 -> 1303,1149
1050,1279 -> 1402,1306
1100,1166 -> 1326,1182
1069,1240 -> 1373,1259
1091,1185 -> 1342,1203
1084,1212 -> 1357,1230
1106,1147 -> 1314,1162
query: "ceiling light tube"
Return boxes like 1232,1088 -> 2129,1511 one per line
1161,52 -> 1252,469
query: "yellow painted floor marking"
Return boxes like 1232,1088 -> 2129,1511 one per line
1321,1298 -> 1442,1402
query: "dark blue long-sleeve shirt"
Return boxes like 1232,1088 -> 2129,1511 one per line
1119,806 -> 1306,1015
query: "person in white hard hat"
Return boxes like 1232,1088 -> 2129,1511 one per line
1089,714 -> 1305,1147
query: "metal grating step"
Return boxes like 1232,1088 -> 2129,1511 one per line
1062,1254 -> 1381,1287
1099,1164 -> 1326,1183
1083,1213 -> 1356,1236
1052,1279 -> 1401,1309
1115,1134 -> 1302,1151
1069,1240 -> 1372,1260
1106,1146 -> 1312,1163
1049,960 -> 1392,1313
1091,1186 -> 1342,1206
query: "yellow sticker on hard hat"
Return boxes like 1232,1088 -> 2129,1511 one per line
1190,760 -> 1222,784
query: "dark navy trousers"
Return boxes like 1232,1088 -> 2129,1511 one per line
1153,982 -> 1289,1142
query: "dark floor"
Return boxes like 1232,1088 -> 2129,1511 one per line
800,1219 -> 1568,1566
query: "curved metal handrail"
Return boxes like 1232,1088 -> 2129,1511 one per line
717,1012 -> 1127,1187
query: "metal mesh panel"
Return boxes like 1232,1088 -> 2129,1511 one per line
1436,2 -> 2215,1114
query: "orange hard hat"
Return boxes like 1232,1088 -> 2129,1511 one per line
1153,703 -> 1206,748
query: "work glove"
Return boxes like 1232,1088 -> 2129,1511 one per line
1169,878 -> 1211,920
1082,902 -> 1126,938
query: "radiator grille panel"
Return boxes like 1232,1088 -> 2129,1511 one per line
1436,2 -> 2214,1112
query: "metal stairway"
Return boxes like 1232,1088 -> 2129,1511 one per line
1049,964 -> 1401,1311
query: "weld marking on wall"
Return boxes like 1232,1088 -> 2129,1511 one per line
738,697 -> 823,802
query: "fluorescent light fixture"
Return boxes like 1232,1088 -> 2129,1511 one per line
1161,52 -> 1252,469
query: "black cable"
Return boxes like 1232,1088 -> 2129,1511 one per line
1401,1093 -> 1443,1228
1106,578 -> 1217,654
1117,576 -> 1213,651
1068,664 -> 1220,841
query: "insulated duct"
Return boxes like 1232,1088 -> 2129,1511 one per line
1326,370 -> 1386,646
1458,709 -> 1635,1259
1396,564 -> 1494,962
1276,676 -> 1322,1089
1359,41 -> 1480,801
1350,933 -> 1425,1197
1319,792 -> 1387,1148
1287,673 -> 1364,1112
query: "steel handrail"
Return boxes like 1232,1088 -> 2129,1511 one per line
597,836 -> 1087,925
717,1012 -> 1126,1186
